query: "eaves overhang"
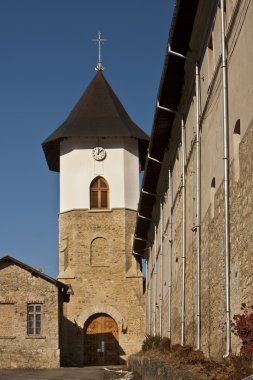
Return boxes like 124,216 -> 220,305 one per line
133,0 -> 200,258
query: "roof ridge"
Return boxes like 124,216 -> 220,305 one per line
0,255 -> 69,290
98,73 -> 137,133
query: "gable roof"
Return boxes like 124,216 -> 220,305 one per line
0,256 -> 70,295
42,71 -> 149,171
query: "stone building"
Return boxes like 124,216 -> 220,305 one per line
134,0 -> 253,359
0,256 -> 70,368
42,68 -> 149,365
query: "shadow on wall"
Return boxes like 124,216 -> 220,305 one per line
60,316 -> 84,367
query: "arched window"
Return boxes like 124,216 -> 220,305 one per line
90,177 -> 109,209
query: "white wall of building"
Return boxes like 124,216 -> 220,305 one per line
60,137 -> 140,212
123,144 -> 140,212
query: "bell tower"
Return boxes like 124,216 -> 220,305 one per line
42,65 -> 149,365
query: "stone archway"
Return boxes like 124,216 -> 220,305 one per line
78,304 -> 127,366
83,313 -> 119,365
77,303 -> 127,331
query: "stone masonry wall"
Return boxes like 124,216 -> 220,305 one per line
200,120 -> 253,358
166,119 -> 253,358
58,208 -> 145,366
0,262 -> 61,368
128,354 -> 206,380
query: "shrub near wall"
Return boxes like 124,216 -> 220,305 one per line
128,336 -> 253,379
231,303 -> 253,361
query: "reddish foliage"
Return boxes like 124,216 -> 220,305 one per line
160,337 -> 171,352
231,303 -> 253,360
171,343 -> 183,352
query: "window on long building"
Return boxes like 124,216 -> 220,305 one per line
90,177 -> 109,209
233,119 -> 241,182
210,177 -> 216,219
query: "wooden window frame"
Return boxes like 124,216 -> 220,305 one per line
90,177 -> 109,210
27,304 -> 42,336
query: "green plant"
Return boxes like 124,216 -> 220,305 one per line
231,303 -> 253,360
142,334 -> 161,352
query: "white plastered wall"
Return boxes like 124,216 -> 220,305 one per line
60,137 -> 140,212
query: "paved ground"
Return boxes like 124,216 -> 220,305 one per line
0,366 -> 141,380
0,366 -> 104,380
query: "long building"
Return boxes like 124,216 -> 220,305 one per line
133,0 -> 253,359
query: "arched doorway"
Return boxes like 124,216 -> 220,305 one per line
83,313 -> 119,365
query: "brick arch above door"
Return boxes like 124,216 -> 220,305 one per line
77,303 -> 127,331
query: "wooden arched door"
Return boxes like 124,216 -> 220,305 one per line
83,313 -> 119,365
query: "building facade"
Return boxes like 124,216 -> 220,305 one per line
0,256 -> 69,368
43,71 -> 148,365
134,0 -> 253,359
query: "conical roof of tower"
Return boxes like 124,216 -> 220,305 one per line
42,71 -> 149,171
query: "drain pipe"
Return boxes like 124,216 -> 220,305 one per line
148,247 -> 152,334
195,62 -> 201,351
145,257 -> 148,335
168,168 -> 173,339
153,257 -> 158,335
148,256 -> 151,335
153,226 -> 158,335
220,0 -> 231,357
181,117 -> 186,346
159,199 -> 164,337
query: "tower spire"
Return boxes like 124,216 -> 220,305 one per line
92,31 -> 107,71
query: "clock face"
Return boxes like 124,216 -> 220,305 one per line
92,147 -> 106,161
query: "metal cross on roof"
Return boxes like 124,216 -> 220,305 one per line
92,31 -> 107,71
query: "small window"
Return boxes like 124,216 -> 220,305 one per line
27,304 -> 42,335
90,177 -> 109,209
234,119 -> 240,135
210,177 -> 216,218
233,119 -> 241,181
208,34 -> 213,51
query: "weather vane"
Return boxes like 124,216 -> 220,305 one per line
92,31 -> 107,71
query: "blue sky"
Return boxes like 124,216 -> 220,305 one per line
0,1 -> 173,277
